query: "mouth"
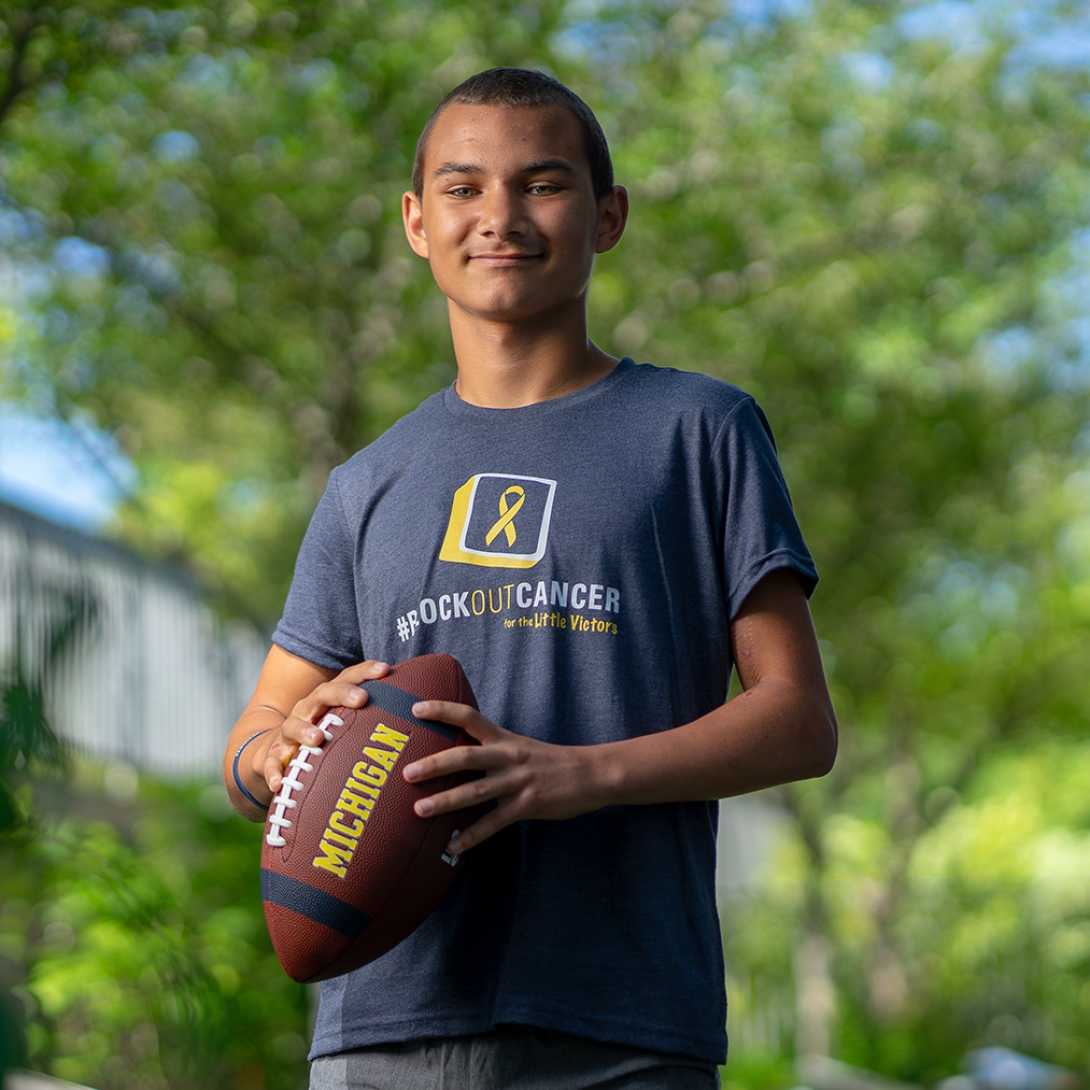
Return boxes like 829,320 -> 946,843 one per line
468,252 -> 543,267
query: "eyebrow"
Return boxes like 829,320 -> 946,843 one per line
431,158 -> 577,180
522,158 -> 577,175
433,161 -> 482,178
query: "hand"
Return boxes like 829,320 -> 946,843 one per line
256,659 -> 391,795
402,702 -> 610,854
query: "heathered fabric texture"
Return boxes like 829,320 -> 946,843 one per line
309,1025 -> 720,1090
273,359 -> 817,1065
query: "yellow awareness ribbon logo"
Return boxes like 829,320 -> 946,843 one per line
485,486 -> 525,547
439,473 -> 555,568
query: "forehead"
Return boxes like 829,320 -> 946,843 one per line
422,103 -> 592,183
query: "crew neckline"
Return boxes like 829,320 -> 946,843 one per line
442,357 -> 636,419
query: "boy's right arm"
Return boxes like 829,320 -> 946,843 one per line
223,645 -> 391,821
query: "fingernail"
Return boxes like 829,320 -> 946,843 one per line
447,837 -> 462,854
416,798 -> 435,816
403,763 -> 421,782
348,686 -> 365,702
306,729 -> 323,744
412,701 -> 429,716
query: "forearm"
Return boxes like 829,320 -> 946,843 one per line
408,666 -> 837,855
585,674 -> 837,809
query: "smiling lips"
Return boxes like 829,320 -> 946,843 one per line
469,251 -> 542,265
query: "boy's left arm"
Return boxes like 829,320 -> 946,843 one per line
404,567 -> 838,854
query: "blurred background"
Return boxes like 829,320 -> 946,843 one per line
2,0 -> 1090,1087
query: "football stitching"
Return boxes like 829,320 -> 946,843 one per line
265,712 -> 343,848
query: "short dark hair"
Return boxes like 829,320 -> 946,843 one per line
412,67 -> 614,200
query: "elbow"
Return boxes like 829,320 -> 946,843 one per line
803,702 -> 838,780
779,678 -> 837,782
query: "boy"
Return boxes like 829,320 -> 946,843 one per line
224,68 -> 837,1089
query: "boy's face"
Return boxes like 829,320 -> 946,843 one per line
402,103 -> 626,327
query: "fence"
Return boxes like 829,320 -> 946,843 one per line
0,500 -> 267,779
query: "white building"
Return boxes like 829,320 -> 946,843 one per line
0,499 -> 267,779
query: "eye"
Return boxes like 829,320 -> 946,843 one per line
446,185 -> 477,199
527,183 -> 561,195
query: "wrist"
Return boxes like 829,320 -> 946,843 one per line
582,741 -> 628,811
583,732 -> 690,809
232,730 -> 273,815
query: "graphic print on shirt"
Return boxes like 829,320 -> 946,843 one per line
392,471 -> 621,644
439,473 -> 557,568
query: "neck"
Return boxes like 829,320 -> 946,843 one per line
449,301 -> 619,408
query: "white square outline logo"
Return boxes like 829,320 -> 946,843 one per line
439,473 -> 557,569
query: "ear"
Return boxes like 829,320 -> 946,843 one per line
594,185 -> 629,255
402,191 -> 430,259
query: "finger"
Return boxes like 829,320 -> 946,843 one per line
288,660 -> 391,733
441,799 -> 521,854
262,662 -> 391,795
265,710 -> 343,792
412,700 -> 506,742
403,735 -> 514,785
289,679 -> 373,733
336,660 -> 391,684
410,758 -> 516,814
281,702 -> 355,747
262,737 -> 295,793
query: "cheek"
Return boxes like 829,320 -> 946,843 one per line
424,216 -> 469,254
572,211 -> 603,249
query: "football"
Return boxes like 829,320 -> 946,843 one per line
260,653 -> 482,983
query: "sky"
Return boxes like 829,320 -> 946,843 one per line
1,0 -> 1089,535
0,406 -> 135,530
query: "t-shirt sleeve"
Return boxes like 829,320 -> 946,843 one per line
272,470 -> 365,670
718,395 -> 818,620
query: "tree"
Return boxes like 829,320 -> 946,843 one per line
1,0 -> 574,620
593,3 -> 1090,1076
0,572 -> 95,1078
1,778 -> 315,1089
4,0 -> 1090,1083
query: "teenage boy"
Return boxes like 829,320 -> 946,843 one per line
225,67 -> 837,1089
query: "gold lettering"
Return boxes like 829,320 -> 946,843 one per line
322,827 -> 357,852
363,746 -> 398,771
346,777 -> 381,801
369,724 -> 408,751
336,789 -> 375,819
312,837 -> 352,877
329,811 -> 364,839
351,761 -> 387,787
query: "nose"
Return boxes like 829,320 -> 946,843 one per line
477,185 -> 527,239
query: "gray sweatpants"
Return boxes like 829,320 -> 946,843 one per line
309,1026 -> 721,1090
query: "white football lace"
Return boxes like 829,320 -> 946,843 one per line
265,713 -> 342,848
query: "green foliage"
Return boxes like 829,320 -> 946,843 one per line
732,741 -> 1090,1082
1,776 -> 310,1089
4,0 -> 1090,1082
1,0 -> 570,620
0,582 -> 95,821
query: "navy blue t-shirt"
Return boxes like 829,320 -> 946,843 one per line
273,358 -> 817,1064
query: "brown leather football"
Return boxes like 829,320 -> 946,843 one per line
260,653 -> 482,983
